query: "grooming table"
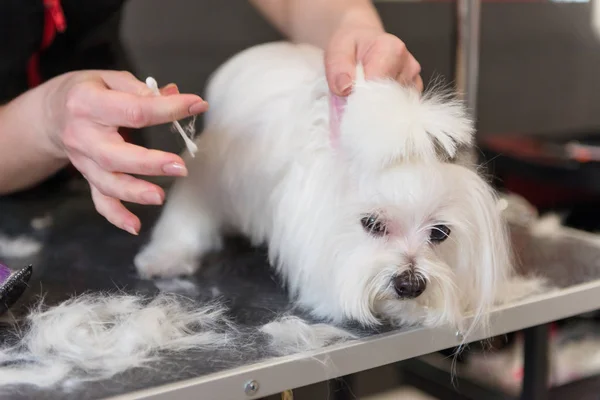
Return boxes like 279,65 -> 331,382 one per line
1,176 -> 600,400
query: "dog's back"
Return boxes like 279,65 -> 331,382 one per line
184,42 -> 333,245
204,42 -> 326,128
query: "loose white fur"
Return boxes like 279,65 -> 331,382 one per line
30,214 -> 53,231
260,316 -> 358,356
135,42 -> 544,341
0,293 -> 232,388
530,213 -> 564,237
154,277 -> 200,297
0,234 -> 42,258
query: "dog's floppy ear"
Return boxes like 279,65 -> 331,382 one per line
441,165 -> 513,338
335,73 -> 475,172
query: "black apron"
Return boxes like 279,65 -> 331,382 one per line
0,0 -> 137,196
0,0 -> 128,103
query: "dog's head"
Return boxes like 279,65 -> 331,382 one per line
319,72 -> 511,336
323,161 -> 510,335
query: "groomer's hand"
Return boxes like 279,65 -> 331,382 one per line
45,70 -> 208,235
325,26 -> 423,96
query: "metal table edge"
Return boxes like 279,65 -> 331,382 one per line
106,280 -> 600,400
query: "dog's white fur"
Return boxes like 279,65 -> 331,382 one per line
135,42 -> 543,338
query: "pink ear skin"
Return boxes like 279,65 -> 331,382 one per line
329,93 -> 347,149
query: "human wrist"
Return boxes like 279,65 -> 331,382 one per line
1,87 -> 62,162
0,78 -> 71,194
39,73 -> 77,160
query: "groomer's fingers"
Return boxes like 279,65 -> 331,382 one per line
74,155 -> 165,206
90,185 -> 140,235
325,35 -> 357,96
394,61 -> 423,90
66,81 -> 207,128
363,36 -> 421,86
68,131 -> 188,177
362,42 -> 405,80
90,84 -> 206,128
160,83 -> 180,96
100,70 -> 155,96
395,56 -> 422,87
414,75 -> 424,92
100,70 -> 179,97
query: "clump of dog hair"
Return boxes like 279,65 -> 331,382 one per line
260,315 -> 358,356
153,277 -> 200,297
30,214 -> 53,231
0,234 -> 42,258
0,293 -> 233,389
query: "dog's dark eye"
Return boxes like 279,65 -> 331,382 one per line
430,224 -> 451,243
361,215 -> 387,236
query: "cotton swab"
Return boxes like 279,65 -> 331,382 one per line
145,77 -> 198,157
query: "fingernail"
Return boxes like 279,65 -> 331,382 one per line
141,191 -> 163,205
336,74 -> 353,95
162,83 -> 179,96
163,162 -> 188,176
189,100 -> 209,115
123,224 -> 138,236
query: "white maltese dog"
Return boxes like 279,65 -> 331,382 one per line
135,42 -> 544,337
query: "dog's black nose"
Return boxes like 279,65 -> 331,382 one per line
394,270 -> 426,299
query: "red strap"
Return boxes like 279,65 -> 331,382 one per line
27,0 -> 66,88
26,54 -> 41,88
26,0 -> 132,157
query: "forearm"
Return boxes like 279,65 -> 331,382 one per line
250,0 -> 384,49
0,83 -> 68,195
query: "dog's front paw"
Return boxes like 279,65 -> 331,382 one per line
134,243 -> 202,279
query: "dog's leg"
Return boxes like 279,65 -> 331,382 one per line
134,178 -> 222,279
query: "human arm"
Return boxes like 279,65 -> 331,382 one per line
250,0 -> 423,95
0,70 -> 208,234
0,86 -> 69,195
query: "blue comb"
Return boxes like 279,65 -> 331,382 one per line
0,263 -> 33,315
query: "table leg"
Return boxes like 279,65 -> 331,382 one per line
455,0 -> 482,117
520,324 -> 550,400
330,375 -> 355,400
454,0 -> 482,167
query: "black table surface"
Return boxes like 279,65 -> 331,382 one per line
0,178 -> 378,400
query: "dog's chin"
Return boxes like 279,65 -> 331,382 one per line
370,270 -> 465,331
374,298 -> 430,328
375,295 -> 464,330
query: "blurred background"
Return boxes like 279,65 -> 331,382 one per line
121,0 -> 600,152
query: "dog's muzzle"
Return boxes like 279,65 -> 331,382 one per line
393,270 -> 426,299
